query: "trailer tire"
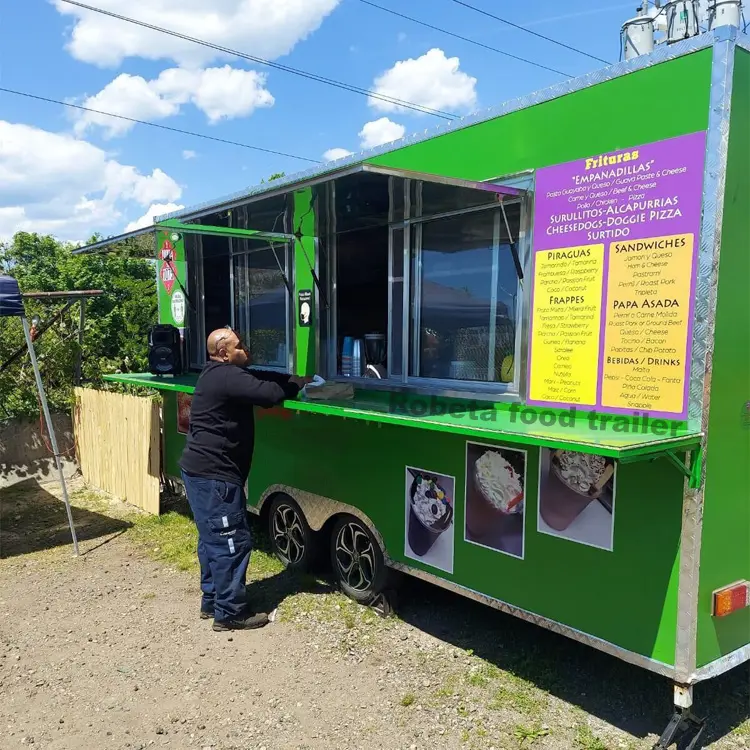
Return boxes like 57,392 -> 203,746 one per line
267,495 -> 318,572
330,515 -> 387,604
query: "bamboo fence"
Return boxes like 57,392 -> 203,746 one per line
73,388 -> 160,514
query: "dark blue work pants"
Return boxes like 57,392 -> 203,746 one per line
181,471 -> 253,623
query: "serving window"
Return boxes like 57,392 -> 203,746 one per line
185,195 -> 294,371
321,169 -> 528,397
407,202 -> 521,384
232,243 -> 293,370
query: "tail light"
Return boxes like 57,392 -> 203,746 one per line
712,581 -> 750,617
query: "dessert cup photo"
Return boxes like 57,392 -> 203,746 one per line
537,449 -> 616,551
404,467 -> 455,573
464,442 -> 527,560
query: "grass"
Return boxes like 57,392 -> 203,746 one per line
489,678 -> 546,715
127,510 -> 200,572
467,661 -> 501,687
574,724 -> 610,750
7,480 -> 748,750
514,724 -> 550,746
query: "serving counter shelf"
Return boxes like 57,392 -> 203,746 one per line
103,372 -> 702,464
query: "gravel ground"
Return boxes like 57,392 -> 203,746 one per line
0,475 -> 747,750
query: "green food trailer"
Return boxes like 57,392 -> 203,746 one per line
76,26 -> 749,749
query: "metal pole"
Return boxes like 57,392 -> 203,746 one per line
21,316 -> 79,556
75,298 -> 86,386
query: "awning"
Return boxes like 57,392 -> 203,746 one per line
71,218 -> 297,256
0,275 -> 24,318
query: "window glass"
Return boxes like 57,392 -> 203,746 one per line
389,227 -> 404,378
233,194 -> 289,234
389,176 -> 406,223
233,245 -> 290,369
335,172 -> 390,233
335,227 -> 389,376
410,204 -> 520,383
413,180 -> 498,218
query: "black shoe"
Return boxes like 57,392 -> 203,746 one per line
200,608 -> 215,620
212,612 -> 269,631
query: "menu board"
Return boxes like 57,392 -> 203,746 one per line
528,131 -> 706,419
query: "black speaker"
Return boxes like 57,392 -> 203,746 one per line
148,324 -> 183,375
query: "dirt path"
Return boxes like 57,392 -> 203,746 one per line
0,477 -> 747,750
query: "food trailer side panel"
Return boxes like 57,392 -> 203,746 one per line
249,411 -> 685,667
695,46 -> 750,670
364,50 -> 713,183
156,45 -> 717,672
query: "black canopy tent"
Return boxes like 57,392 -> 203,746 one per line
0,274 -> 79,555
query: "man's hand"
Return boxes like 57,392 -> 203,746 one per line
289,375 -> 314,388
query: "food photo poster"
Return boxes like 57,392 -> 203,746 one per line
404,467 -> 456,574
464,443 -> 527,560
537,449 -> 617,551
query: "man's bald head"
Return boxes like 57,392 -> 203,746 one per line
207,327 -> 250,367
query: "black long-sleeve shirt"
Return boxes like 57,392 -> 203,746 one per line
179,362 -> 301,486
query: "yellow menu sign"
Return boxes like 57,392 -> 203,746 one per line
528,245 -> 605,406
601,234 -> 694,414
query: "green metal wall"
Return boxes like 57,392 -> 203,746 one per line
366,50 -> 712,183
293,188 -> 316,376
249,410 -> 685,664
696,48 -> 750,668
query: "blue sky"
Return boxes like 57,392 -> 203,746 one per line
0,0 -> 637,242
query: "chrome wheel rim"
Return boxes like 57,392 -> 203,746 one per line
334,522 -> 376,592
271,504 -> 305,565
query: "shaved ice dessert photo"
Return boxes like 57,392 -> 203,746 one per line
464,443 -> 527,559
406,470 -> 454,557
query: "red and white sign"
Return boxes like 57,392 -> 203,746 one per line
160,262 -> 175,294
160,240 -> 174,261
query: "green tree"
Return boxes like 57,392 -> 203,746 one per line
0,231 -> 158,418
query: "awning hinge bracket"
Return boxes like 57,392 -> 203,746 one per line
664,447 -> 703,489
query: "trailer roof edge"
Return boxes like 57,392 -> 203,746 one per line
158,28 -> 738,225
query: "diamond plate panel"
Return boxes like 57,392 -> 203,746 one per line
675,35 -> 736,685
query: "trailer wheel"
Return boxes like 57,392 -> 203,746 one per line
330,515 -> 387,604
267,495 -> 317,572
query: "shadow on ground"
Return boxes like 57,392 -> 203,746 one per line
153,488 -> 750,747
0,477 -> 132,558
158,487 -> 337,615
392,577 -> 749,747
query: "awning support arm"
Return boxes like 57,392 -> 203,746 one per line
500,201 -> 524,282
663,447 -> 703,490
267,243 -> 293,297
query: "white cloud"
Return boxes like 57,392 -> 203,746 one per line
182,150 -> 197,160
358,118 -> 405,149
75,66 -> 274,137
125,202 -> 185,232
369,48 -> 477,115
0,121 -> 181,242
53,0 -> 342,68
322,148 -> 353,161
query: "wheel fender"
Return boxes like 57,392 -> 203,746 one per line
255,485 -> 387,555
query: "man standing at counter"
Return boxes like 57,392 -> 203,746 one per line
179,326 -> 311,631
